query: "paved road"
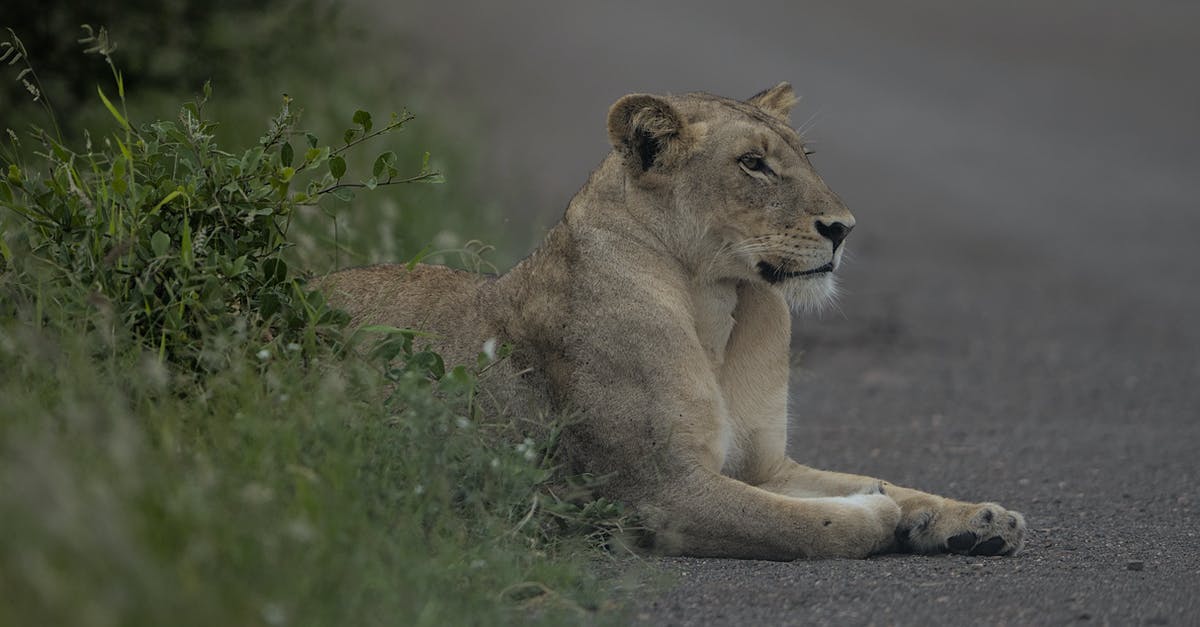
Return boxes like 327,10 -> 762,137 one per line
361,1 -> 1200,624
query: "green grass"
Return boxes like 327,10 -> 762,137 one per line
0,20 -> 637,626
0,318 -> 622,626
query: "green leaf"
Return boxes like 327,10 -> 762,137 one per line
343,129 -> 357,144
305,289 -> 325,312
445,365 -> 472,386
181,219 -> 193,268
114,136 -> 132,162
352,109 -> 372,133
330,187 -> 354,202
405,244 -> 432,271
406,349 -> 443,378
305,132 -> 319,149
419,351 -> 446,379
372,151 -> 396,178
0,180 -> 11,203
240,146 -> 264,174
329,155 -> 346,179
230,254 -> 248,276
151,189 -> 183,213
262,258 -> 288,285
151,230 -> 170,257
260,291 -> 281,318
280,142 -> 294,167
96,85 -> 130,131
364,177 -> 377,190
370,337 -> 410,362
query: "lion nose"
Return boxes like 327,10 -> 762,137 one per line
815,219 -> 853,250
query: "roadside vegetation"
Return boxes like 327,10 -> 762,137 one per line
0,8 -> 632,626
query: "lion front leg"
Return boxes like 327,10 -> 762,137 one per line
642,470 -> 901,560
755,459 -> 1028,555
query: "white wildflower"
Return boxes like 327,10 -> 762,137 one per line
285,519 -> 315,543
515,437 -> 538,462
261,602 -> 286,626
240,482 -> 273,505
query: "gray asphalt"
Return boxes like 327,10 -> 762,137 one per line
361,1 -> 1200,624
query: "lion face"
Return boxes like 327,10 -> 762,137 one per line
606,83 -> 856,311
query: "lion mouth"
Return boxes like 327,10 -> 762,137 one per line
756,261 -> 834,284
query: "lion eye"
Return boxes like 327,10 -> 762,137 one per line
738,153 -> 771,175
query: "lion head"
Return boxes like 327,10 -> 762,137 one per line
605,82 -> 856,311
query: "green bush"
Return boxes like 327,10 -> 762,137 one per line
0,29 -> 634,626
4,6 -> 512,273
1,27 -> 448,368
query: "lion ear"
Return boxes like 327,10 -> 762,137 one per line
747,82 -> 797,121
607,94 -> 692,173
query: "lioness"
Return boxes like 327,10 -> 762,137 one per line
321,83 -> 1026,559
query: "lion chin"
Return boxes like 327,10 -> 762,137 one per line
778,273 -> 840,314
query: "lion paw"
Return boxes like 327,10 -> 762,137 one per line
896,500 -> 1026,556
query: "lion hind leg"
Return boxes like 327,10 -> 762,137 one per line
753,458 -> 882,498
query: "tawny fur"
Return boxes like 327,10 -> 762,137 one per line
317,84 -> 1026,559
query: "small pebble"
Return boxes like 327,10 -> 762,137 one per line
1126,560 -> 1144,571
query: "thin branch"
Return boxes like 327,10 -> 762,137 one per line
313,170 -> 442,196
331,113 -> 415,157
